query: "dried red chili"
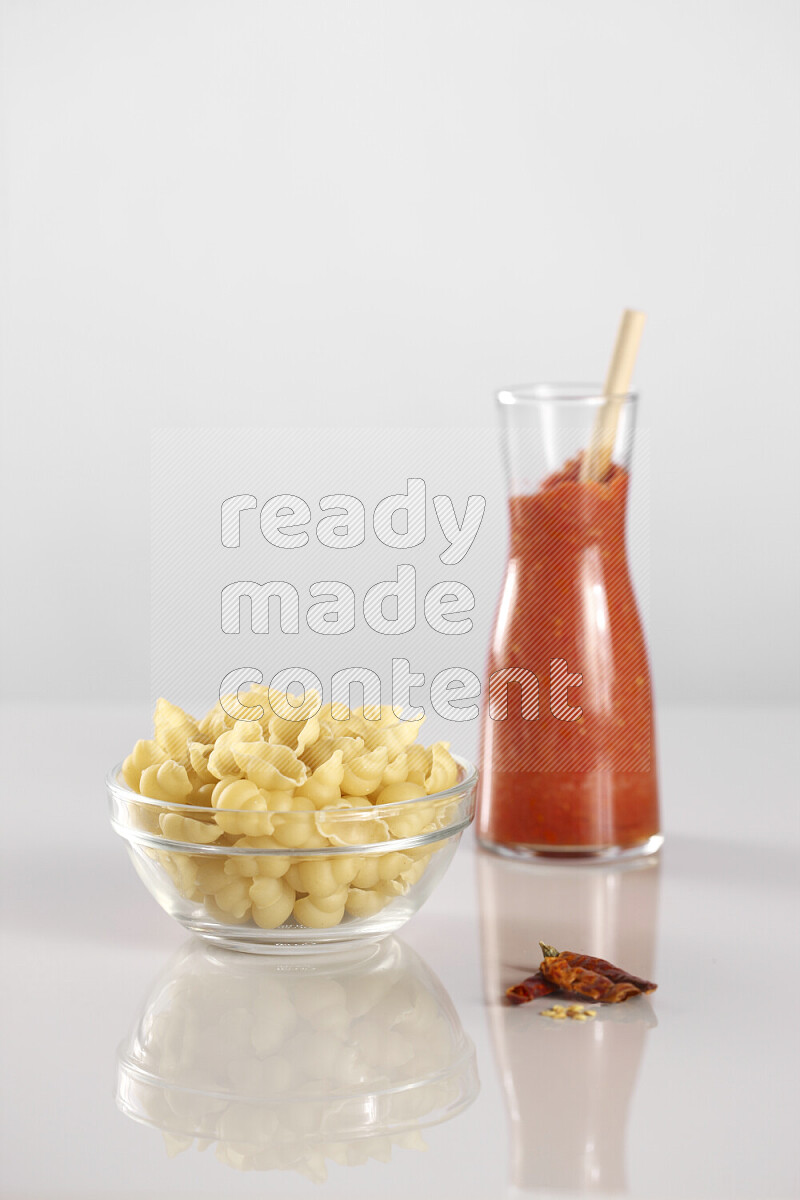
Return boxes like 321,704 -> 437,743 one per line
539,955 -> 642,1003
539,942 -> 657,994
506,941 -> 657,1006
506,971 -> 557,1005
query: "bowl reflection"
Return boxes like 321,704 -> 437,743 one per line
116,936 -> 478,1180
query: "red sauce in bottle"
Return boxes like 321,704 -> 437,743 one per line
478,458 -> 659,854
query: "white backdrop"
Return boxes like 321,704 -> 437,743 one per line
1,0 -> 798,705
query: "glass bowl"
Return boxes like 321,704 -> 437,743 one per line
116,936 -> 479,1179
107,755 -> 477,952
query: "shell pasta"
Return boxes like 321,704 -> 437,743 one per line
122,691 -> 462,931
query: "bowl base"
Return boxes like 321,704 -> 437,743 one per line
184,918 -> 396,957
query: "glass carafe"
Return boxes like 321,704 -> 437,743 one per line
477,384 -> 661,859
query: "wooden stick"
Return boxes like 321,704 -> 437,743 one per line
579,309 -> 646,483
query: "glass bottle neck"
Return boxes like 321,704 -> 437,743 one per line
497,386 -> 638,498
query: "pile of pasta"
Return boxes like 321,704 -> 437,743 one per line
121,689 -> 463,930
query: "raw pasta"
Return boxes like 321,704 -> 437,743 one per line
153,699 -> 199,767
207,721 -> 264,779
250,877 -> 295,928
341,747 -> 389,797
122,739 -> 168,791
121,694 -> 464,931
211,778 -> 277,837
293,751 -> 345,808
159,813 -> 224,844
139,761 -> 193,804
188,741 -> 216,785
196,697 -> 237,744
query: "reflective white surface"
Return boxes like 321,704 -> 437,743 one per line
117,936 -> 478,1178
1,704 -> 798,1198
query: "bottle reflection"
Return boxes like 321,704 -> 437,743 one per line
116,937 -> 478,1181
478,851 -> 660,1195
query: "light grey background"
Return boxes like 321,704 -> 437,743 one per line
1,0 -> 799,706
151,427 -> 508,739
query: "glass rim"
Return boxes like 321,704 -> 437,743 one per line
497,382 -> 638,406
106,754 -> 477,820
113,811 -> 473,857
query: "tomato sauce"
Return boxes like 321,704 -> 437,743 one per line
478,459 -> 659,853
